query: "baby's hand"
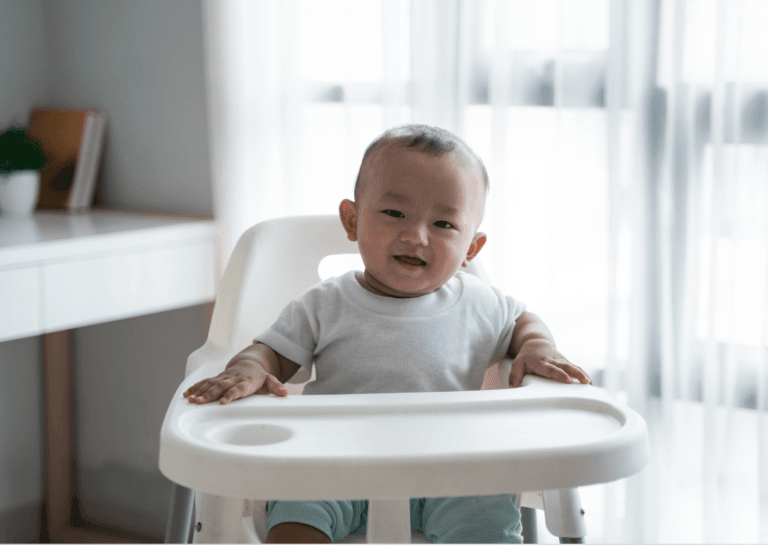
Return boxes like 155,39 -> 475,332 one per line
183,362 -> 288,404
509,339 -> 592,388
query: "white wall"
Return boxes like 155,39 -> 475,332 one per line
0,0 -> 214,540
43,0 -> 213,216
0,2 -> 54,540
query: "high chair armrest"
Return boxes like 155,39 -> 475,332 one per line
186,341 -> 236,378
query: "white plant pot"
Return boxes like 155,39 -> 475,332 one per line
0,170 -> 41,216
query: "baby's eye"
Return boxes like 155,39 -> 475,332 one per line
383,210 -> 404,218
434,220 -> 454,229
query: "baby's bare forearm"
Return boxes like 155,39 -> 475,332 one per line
226,342 -> 282,379
508,312 -> 555,358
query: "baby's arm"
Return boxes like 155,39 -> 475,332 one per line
506,311 -> 592,387
183,342 -> 302,404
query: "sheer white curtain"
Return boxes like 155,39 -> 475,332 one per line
628,1 -> 768,543
201,1 -> 768,542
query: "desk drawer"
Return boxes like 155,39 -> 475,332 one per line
42,242 -> 216,331
0,268 -> 41,342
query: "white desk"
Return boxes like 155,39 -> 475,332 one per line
0,209 -> 218,542
0,210 -> 217,342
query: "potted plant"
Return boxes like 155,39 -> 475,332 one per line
0,126 -> 47,216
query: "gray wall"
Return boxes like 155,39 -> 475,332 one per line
0,0 -> 214,540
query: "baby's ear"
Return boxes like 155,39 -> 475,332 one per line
339,199 -> 358,241
463,232 -> 487,266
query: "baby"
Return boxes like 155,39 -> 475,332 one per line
183,124 -> 592,543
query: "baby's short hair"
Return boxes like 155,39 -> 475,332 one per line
354,124 -> 489,201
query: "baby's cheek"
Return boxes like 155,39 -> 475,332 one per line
368,227 -> 391,249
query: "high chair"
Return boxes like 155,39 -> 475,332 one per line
160,215 -> 649,544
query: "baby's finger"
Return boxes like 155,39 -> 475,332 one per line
188,381 -> 219,402
556,361 -> 592,385
508,361 -> 525,388
263,374 -> 288,396
184,380 -> 215,401
190,378 -> 234,403
543,362 -> 573,384
219,380 -> 259,404
564,363 -> 592,385
183,379 -> 210,397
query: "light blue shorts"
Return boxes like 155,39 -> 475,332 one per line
267,494 -> 522,543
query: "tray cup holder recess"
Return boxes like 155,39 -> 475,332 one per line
209,423 -> 293,446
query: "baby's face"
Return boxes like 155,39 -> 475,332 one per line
340,144 -> 487,298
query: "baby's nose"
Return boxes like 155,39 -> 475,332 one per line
400,223 -> 429,246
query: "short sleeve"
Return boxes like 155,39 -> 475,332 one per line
489,288 -> 527,363
253,298 -> 317,369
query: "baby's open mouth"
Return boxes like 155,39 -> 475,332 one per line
395,255 -> 427,267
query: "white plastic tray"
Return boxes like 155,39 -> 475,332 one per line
160,363 -> 648,501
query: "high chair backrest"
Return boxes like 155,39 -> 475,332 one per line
186,215 -> 492,383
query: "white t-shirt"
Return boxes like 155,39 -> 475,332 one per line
254,270 -> 526,395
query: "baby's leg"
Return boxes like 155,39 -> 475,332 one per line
266,499 -> 366,543
421,494 -> 522,543
267,522 -> 331,543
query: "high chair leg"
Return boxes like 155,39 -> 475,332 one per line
366,499 -> 411,543
542,489 -> 586,543
520,506 -> 538,544
165,483 -> 195,543
193,492 -> 245,543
